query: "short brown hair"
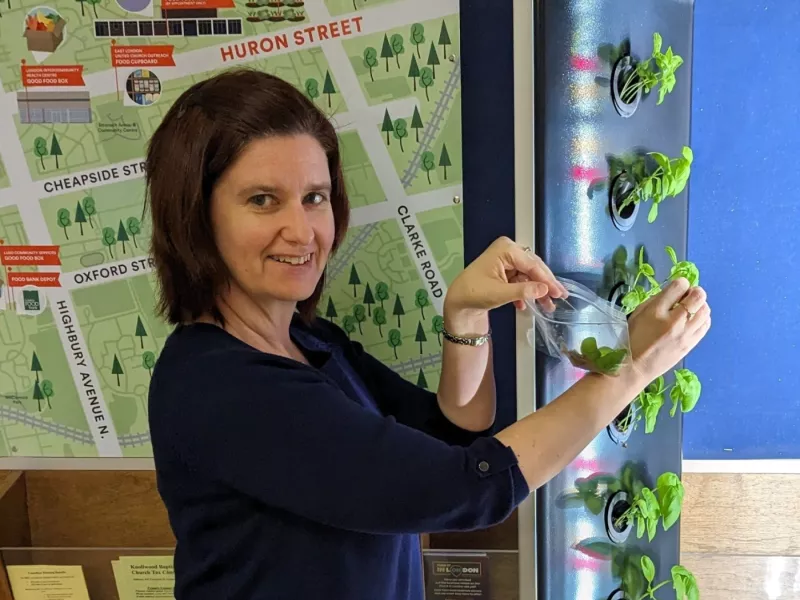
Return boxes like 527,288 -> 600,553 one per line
144,68 -> 349,325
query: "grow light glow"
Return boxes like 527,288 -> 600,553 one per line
570,55 -> 599,71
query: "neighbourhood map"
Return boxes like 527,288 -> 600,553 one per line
0,0 -> 464,457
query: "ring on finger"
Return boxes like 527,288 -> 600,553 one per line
521,245 -> 532,253
675,301 -> 695,320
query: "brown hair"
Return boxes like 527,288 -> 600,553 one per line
144,68 -> 349,325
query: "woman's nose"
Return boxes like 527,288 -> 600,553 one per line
281,202 -> 314,246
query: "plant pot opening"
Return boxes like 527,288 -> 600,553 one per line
605,491 -> 633,543
611,56 -> 641,118
613,404 -> 632,432
609,171 -> 639,231
610,498 -> 631,533
606,589 -> 626,600
617,69 -> 639,106
615,194 -> 635,219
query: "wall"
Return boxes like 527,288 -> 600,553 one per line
683,0 -> 800,460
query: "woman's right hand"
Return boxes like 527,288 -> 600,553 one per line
626,277 -> 711,385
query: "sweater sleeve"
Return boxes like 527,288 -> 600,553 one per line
310,317 -> 495,445
154,352 -> 529,536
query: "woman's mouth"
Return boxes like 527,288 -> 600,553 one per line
268,253 -> 313,266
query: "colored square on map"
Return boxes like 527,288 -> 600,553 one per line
95,21 -> 110,36
198,20 -> 212,35
154,20 -> 168,35
139,20 -> 154,35
227,19 -> 241,34
110,21 -> 124,36
124,21 -> 140,36
213,19 -> 226,34
183,20 -> 197,35
22,290 -> 40,311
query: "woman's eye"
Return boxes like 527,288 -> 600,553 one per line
249,194 -> 272,207
306,192 -> 327,205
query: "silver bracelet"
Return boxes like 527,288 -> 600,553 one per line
442,326 -> 492,347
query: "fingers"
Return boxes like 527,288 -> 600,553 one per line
685,312 -> 711,350
686,303 -> 711,337
678,285 -> 707,315
505,242 -> 568,298
655,277 -> 691,316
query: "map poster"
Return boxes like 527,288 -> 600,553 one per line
0,0 -> 463,457
423,552 -> 491,600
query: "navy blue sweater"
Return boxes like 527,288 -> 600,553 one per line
148,316 -> 529,600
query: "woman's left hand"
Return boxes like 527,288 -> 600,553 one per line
445,237 -> 568,323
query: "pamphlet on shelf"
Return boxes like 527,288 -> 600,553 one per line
111,555 -> 175,600
6,565 -> 91,600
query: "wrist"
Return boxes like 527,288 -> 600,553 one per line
443,304 -> 489,336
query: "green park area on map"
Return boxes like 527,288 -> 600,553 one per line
0,157 -> 9,189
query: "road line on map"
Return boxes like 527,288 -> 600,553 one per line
0,75 -> 121,455
50,290 -> 122,456
307,0 -> 449,314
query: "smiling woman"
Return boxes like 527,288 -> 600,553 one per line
142,68 -> 710,600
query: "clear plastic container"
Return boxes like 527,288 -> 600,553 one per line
526,277 -> 631,376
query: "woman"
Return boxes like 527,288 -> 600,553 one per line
145,69 -> 710,600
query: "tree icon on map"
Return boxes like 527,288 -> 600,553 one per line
33,137 -> 48,170
305,78 -> 319,101
31,351 -> 43,382
375,282 -> 389,308
417,368 -> 428,389
410,23 -> 425,58
82,196 -> 97,228
142,351 -> 156,378
102,227 -> 117,259
415,289 -> 430,319
56,208 -> 71,240
388,328 -> 402,359
415,321 -> 427,354
117,220 -> 130,254
325,297 -> 338,322
363,47 -> 378,82
41,380 -> 54,410
420,67 -> 434,101
432,315 -> 444,346
135,316 -> 148,348
74,201 -> 87,236
390,34 -> 405,69
127,217 -> 141,248
372,306 -> 387,337
111,354 -> 124,386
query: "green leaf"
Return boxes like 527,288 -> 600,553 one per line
595,348 -> 628,375
672,568 -> 687,599
643,392 -> 664,434
650,152 -> 671,173
671,368 -> 702,413
641,555 -> 656,584
581,336 -> 599,358
665,245 -> 678,265
657,84 -> 668,105
636,514 -> 645,539
585,493 -> 604,515
646,514 -> 657,541
641,263 -> 655,277
656,471 -> 681,490
682,146 -> 694,163
652,32 -> 663,55
660,488 -> 683,530
648,203 -> 659,223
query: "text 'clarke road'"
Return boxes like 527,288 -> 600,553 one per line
220,16 -> 364,62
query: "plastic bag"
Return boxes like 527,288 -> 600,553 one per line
526,277 -> 631,376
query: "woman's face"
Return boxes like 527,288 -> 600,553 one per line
209,133 -> 335,306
